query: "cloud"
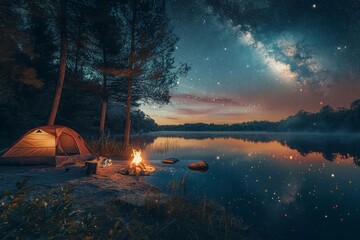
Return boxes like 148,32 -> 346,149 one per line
164,116 -> 179,121
142,80 -> 360,124
175,107 -> 217,115
172,93 -> 240,105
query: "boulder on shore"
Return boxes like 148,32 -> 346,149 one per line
162,158 -> 180,164
188,160 -> 209,172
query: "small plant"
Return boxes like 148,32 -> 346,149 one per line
146,139 -> 180,154
0,180 -> 95,239
86,136 -> 132,157
106,177 -> 249,240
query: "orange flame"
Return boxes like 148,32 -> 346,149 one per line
131,149 -> 143,166
123,149 -> 155,175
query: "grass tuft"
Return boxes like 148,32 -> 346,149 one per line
145,139 -> 179,154
106,177 -> 249,240
0,180 -> 95,239
86,136 -> 132,158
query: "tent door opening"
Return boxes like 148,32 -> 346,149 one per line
58,133 -> 80,155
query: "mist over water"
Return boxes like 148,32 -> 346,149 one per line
138,132 -> 360,240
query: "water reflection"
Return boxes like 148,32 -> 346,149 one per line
132,132 -> 360,166
138,132 -> 360,240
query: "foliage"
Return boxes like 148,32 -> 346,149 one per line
106,176 -> 248,240
0,180 -> 94,239
0,1 -> 43,102
86,135 -> 132,157
107,194 -> 248,240
106,105 -> 158,134
0,0 -> 181,138
0,177 -> 250,240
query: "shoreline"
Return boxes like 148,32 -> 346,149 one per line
0,159 -> 263,239
0,160 -> 164,209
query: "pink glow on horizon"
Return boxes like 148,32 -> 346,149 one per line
141,81 -> 360,125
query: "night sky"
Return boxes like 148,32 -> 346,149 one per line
141,0 -> 360,125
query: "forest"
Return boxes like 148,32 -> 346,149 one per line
1,0 -> 359,140
0,0 -> 188,140
160,99 -> 360,132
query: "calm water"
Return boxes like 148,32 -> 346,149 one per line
135,132 -> 360,240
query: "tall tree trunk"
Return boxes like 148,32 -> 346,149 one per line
123,78 -> 132,145
47,0 -> 67,126
99,76 -> 107,137
123,0 -> 136,146
99,100 -> 107,136
99,48 -> 108,137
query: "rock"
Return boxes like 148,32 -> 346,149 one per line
162,158 -> 180,164
188,160 -> 209,172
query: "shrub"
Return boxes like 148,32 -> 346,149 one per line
0,179 -> 94,239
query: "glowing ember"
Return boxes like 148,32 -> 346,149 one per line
120,149 -> 155,176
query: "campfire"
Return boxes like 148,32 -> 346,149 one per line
120,149 -> 155,176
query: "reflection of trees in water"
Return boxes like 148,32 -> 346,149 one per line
130,134 -> 157,150
149,132 -> 360,167
131,134 -> 179,154
241,134 -> 360,166
354,157 -> 360,167
146,140 -> 180,154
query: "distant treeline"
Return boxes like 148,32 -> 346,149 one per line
159,99 -> 360,132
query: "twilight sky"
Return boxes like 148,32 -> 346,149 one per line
141,0 -> 360,125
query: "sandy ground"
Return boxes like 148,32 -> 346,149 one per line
0,160 -> 164,212
0,161 -> 265,239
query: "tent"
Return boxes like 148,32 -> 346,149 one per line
0,126 -> 95,167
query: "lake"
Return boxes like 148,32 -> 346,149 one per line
134,132 -> 360,240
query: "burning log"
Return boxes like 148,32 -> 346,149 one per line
120,149 -> 155,176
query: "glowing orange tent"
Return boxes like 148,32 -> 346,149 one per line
0,126 -> 95,167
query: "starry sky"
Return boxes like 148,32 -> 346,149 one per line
141,0 -> 360,125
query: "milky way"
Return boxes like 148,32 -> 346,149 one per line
141,0 -> 360,124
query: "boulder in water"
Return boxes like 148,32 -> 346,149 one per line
188,160 -> 209,172
162,158 -> 180,164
